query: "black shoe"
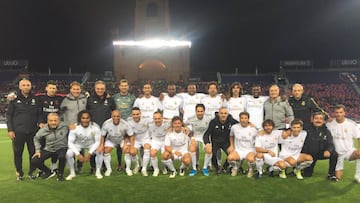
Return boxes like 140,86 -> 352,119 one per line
57,174 -> 64,181
51,169 -> 59,175
28,175 -> 37,180
267,166 -> 274,177
76,166 -> 82,175
328,175 -> 339,182
149,166 -> 154,172
89,167 -> 95,175
37,170 -> 43,178
116,165 -> 123,171
42,171 -> 56,180
215,168 -> 222,175
255,172 -> 262,179
238,167 -> 245,175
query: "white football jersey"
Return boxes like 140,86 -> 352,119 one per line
186,115 -> 212,142
68,123 -> 101,155
164,131 -> 189,152
255,130 -> 282,156
162,95 -> 182,119
244,95 -> 269,129
148,120 -> 171,143
127,117 -> 152,141
133,96 -> 162,119
327,118 -> 360,155
201,95 -> 224,119
224,97 -> 247,121
101,118 -> 133,144
278,130 -> 307,157
230,123 -> 258,151
177,92 -> 206,122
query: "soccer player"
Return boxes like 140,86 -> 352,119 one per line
243,85 -> 268,129
161,116 -> 193,178
255,119 -> 287,179
279,119 -> 313,180
65,110 -> 103,180
177,83 -> 206,123
288,83 -> 328,130
203,107 -> 238,174
186,104 -> 212,176
112,79 -> 136,171
200,82 -> 224,119
97,110 -> 133,177
127,107 -> 152,176
224,82 -> 246,122
133,83 -> 162,119
326,104 -> 360,182
7,79 -> 40,181
227,112 -> 258,177
302,112 -> 338,181
161,83 -> 182,120
264,84 -> 294,130
31,113 -> 68,181
148,111 -> 170,176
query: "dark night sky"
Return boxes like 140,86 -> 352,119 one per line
1,0 -> 360,74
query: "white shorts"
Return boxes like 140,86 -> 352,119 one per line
279,152 -> 301,161
104,139 -> 124,148
193,136 -> 204,144
134,138 -> 151,149
336,149 -> 355,171
235,149 -> 255,161
151,140 -> 165,152
264,153 -> 283,166
173,149 -> 189,160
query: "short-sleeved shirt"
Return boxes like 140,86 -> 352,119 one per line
101,118 -> 133,144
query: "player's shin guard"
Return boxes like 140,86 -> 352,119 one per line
142,149 -> 150,171
125,153 -> 131,170
297,160 -> 313,170
103,153 -> 111,170
151,157 -> 159,171
203,153 -> 212,169
162,159 -> 175,171
256,158 -> 264,174
95,153 -> 103,171
191,152 -> 197,170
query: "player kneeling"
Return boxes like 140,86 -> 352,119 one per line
227,112 -> 258,177
279,119 -> 313,180
161,116 -> 193,178
255,119 -> 287,179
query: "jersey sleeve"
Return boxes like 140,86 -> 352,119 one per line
164,132 -> 171,146
68,129 -> 80,155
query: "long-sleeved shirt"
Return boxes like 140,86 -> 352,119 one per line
302,124 -> 335,156
264,96 -> 294,130
60,93 -> 87,125
203,115 -> 238,144
87,92 -> 116,127
68,123 -> 101,155
34,122 -> 69,153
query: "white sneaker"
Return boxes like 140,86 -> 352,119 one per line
169,170 -> 177,178
153,169 -> 160,177
179,168 -> 185,176
95,171 -> 103,179
247,170 -> 254,178
66,174 -> 76,181
354,177 -> 360,183
141,169 -> 148,177
294,169 -> 303,180
104,169 -> 112,177
126,169 -> 133,176
133,165 -> 140,174
162,166 -> 168,175
279,170 -> 287,179
231,168 -> 238,177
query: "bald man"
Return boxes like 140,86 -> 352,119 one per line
7,79 -> 41,181
288,83 -> 328,130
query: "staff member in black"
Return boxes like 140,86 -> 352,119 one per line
301,112 -> 338,181
86,80 -> 116,173
203,107 -> 238,174
7,78 -> 40,181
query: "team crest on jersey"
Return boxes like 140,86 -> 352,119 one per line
104,100 -> 108,105
50,101 -> 54,105
31,99 -> 36,105
17,100 -> 22,103
301,139 -> 304,142
94,101 -> 98,104
90,131 -> 95,137
344,128 -> 348,133
215,125 -> 219,129
301,101 -> 306,106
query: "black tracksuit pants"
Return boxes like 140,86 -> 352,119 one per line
303,151 -> 338,177
211,141 -> 230,170
12,133 -> 35,176
31,149 -> 67,176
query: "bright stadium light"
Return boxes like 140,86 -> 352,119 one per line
113,39 -> 191,48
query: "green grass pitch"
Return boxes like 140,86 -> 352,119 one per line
0,129 -> 358,203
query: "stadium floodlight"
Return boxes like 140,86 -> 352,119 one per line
113,39 -> 191,48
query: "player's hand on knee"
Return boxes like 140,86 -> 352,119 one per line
323,150 -> 330,158
268,150 -> 275,157
32,152 -> 41,159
